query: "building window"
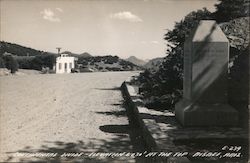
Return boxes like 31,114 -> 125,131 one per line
64,63 -> 67,72
59,63 -> 61,70
69,63 -> 72,69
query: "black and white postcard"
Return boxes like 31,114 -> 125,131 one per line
0,0 -> 249,162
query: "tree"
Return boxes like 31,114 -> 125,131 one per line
160,8 -> 212,94
214,0 -> 250,22
164,8 -> 212,47
0,57 -> 5,68
31,54 -> 56,70
137,8 -> 212,111
3,55 -> 19,73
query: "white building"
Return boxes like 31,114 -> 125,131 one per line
56,53 -> 75,74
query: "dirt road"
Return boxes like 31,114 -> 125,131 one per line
0,71 -> 144,162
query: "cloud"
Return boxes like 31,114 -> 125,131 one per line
40,8 -> 61,22
151,41 -> 159,44
56,8 -> 63,12
141,40 -> 159,44
109,11 -> 143,22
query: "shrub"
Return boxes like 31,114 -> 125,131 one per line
0,57 -> 5,68
30,55 -> 56,70
3,55 -> 19,73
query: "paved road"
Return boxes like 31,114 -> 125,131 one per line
0,71 -> 144,162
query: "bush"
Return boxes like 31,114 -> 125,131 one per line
27,55 -> 56,70
14,54 -> 56,71
3,55 -> 19,73
0,57 -> 5,68
16,57 -> 34,69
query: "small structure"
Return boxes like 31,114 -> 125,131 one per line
55,48 -> 75,74
175,20 -> 238,126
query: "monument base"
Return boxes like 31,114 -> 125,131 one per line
175,99 -> 238,126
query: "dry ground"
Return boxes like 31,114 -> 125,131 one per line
0,71 -> 142,162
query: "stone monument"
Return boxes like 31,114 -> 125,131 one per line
175,20 -> 238,126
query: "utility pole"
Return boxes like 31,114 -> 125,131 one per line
56,47 -> 61,55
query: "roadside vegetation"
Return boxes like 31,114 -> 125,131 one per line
133,0 -> 249,112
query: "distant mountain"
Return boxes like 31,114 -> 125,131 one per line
125,56 -> 146,66
144,57 -> 164,72
79,52 -> 92,58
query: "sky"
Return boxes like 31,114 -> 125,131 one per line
0,0 -> 218,60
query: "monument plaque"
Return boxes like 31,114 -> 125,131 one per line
175,20 -> 238,126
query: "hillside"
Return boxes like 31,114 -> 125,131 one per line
125,56 -> 146,66
144,57 -> 164,72
77,55 -> 143,72
220,17 -> 249,50
0,42 -> 57,72
61,51 -> 92,58
0,41 -> 93,58
0,41 -> 55,56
